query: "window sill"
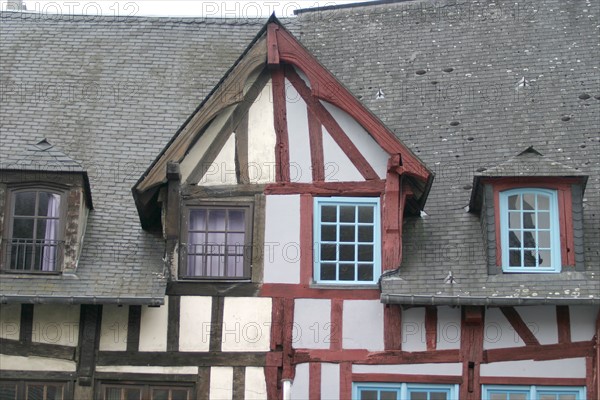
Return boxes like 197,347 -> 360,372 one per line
309,283 -> 380,290
0,270 -> 62,276
487,270 -> 588,282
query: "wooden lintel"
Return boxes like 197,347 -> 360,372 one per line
293,349 -> 460,365
264,180 -> 385,196
97,351 -> 276,367
500,306 -> 540,346
0,338 -> 76,361
484,340 -> 594,363
353,373 -> 462,384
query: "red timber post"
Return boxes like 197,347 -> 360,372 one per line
588,309 -> 600,399
271,67 -> 290,183
460,306 -> 484,400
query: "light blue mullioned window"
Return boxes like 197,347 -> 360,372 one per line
314,197 -> 381,284
482,385 -> 585,400
499,188 -> 561,273
353,383 -> 459,400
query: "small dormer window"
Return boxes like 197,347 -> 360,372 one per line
499,188 -> 561,273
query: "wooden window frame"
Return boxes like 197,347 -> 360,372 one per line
97,381 -> 195,400
0,379 -> 71,400
179,199 -> 254,281
1,184 -> 67,274
353,382 -> 459,399
481,384 -> 586,400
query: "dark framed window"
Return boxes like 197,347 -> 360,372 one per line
2,187 -> 65,273
100,383 -> 193,400
0,380 -> 67,400
180,203 -> 253,280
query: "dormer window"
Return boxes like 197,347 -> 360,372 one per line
499,188 -> 561,273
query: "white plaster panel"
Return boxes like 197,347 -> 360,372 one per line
199,133 -> 237,185
514,305 -> 558,345
321,363 -> 340,400
221,297 -> 271,352
248,80 -> 277,184
322,127 -> 362,182
322,101 -> 388,179
401,307 -> 426,351
244,367 -> 267,400
99,304 -> 128,351
95,366 -> 198,374
263,195 -> 301,284
0,355 -> 76,372
483,307 -> 525,350
290,363 -> 309,400
210,366 -> 233,400
294,67 -> 312,88
0,304 -> 20,340
293,299 -> 331,349
285,79 -> 312,183
139,298 -> 168,352
179,296 -> 212,352
180,105 -> 235,183
436,306 -> 461,350
343,300 -> 384,351
353,363 -> 462,376
480,358 -> 586,378
32,305 -> 80,347
570,305 -> 599,342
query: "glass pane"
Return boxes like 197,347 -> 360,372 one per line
228,209 -> 245,231
538,212 -> 550,229
14,192 -> 36,216
508,194 -> 521,210
358,245 -> 373,261
538,395 -> 556,400
431,393 -> 448,400
321,244 -> 336,261
320,263 -> 336,280
509,250 -> 522,266
188,232 -> 205,253
187,254 -> 204,276
524,250 -> 537,266
206,232 -> 225,250
523,193 -> 535,210
538,194 -> 550,210
321,206 -> 336,222
358,206 -> 374,222
105,388 -> 122,400
538,250 -> 552,267
509,212 -> 521,229
409,392 -> 427,400
38,192 -> 61,217
339,226 -> 355,242
359,390 -> 377,400
228,233 -> 245,249
189,209 -> 206,231
0,382 -> 17,400
321,225 -> 336,241
489,394 -> 507,400
558,395 -> 577,400
340,206 -> 355,222
172,390 -> 189,400
12,218 -> 34,239
37,219 -> 60,241
357,264 -> 374,281
26,385 -> 44,400
538,231 -> 551,248
511,394 -> 527,400
509,230 -> 522,247
523,212 -> 535,228
152,389 -> 169,400
358,226 -> 373,242
381,391 -> 398,400
339,264 -> 355,280
46,385 -> 62,400
523,231 -> 536,248
339,245 -> 355,261
226,254 -> 244,277
125,388 -> 141,400
207,209 -> 226,230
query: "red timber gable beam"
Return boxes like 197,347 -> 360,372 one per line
266,22 -> 431,184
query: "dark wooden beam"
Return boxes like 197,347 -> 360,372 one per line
500,306 -> 540,346
97,351 -> 276,367
167,296 -> 181,352
353,373 -> 462,384
77,304 -> 102,386
197,367 -> 211,400
484,340 -> 594,363
235,113 -> 250,184
307,108 -> 324,182
282,298 -> 295,380
266,23 -> 280,67
264,180 -> 385,196
293,349 -> 460,365
0,338 -> 75,360
19,304 -> 33,343
126,305 -> 141,352
425,306 -> 438,351
556,305 -> 571,344
210,296 -> 225,352
233,366 -> 246,400
460,306 -> 484,400
166,283 -> 261,297
384,304 -> 402,351
181,183 -> 266,199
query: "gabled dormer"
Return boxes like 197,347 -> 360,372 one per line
132,17 -> 433,286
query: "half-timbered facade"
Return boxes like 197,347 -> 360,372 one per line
1,0 -> 599,399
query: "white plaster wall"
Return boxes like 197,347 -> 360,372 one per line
285,79 -> 312,183
221,297 -> 271,352
95,366 -> 198,374
0,304 -> 20,340
180,105 -> 235,183
99,304 -> 128,351
263,195 -> 301,284
353,363 -> 462,376
322,101 -> 388,179
179,296 -> 212,352
514,305 -> 557,345
139,299 -> 168,352
248,80 -> 277,184
290,363 -> 309,400
570,305 -> 599,342
210,366 -> 233,400
0,355 -> 76,372
483,307 -> 525,350
436,306 -> 461,350
293,299 -> 331,349
199,133 -> 237,186
322,127 -> 362,182
321,363 -> 340,400
244,367 -> 267,400
343,300 -> 384,351
32,305 -> 79,347
480,358 -> 586,378
401,307 -> 426,352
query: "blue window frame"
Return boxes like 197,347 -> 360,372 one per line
499,188 -> 561,273
314,197 -> 381,284
482,385 -> 585,400
353,383 -> 459,400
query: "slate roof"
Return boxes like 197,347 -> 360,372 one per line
1,0 -> 599,305
1,138 -> 85,172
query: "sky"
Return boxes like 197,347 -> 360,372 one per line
3,1 -> 378,18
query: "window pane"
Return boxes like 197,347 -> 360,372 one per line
171,390 -> 189,400
26,385 -> 44,400
228,233 -> 245,248
524,250 -> 537,266
339,226 -> 355,242
357,264 -> 374,281
339,245 -> 355,261
538,194 -> 550,210
489,394 -> 507,400
14,192 -> 36,216
340,206 -> 355,222
339,264 -> 355,280
359,390 -> 377,400
189,209 -> 206,231
508,194 -> 521,210
321,206 -> 337,222
523,193 -> 535,210
538,212 -> 550,229
105,388 -> 121,400
381,391 -> 398,400
431,393 -> 448,400
228,210 -> 245,231
206,232 -> 225,250
509,230 -> 522,246
509,212 -> 521,229
320,263 -> 336,280
321,225 -> 336,241
558,395 -> 577,400
207,209 -> 226,230
358,206 -> 374,222
38,192 -> 61,217
509,250 -> 522,266
523,231 -> 536,248
0,382 -> 17,400
46,385 -> 62,400
358,226 -> 373,242
523,212 -> 535,228
409,392 -> 427,400
538,395 -> 556,400
538,231 -> 551,248
538,250 -> 552,267
152,389 -> 169,400
358,245 -> 373,261
37,219 -> 60,241
12,218 -> 34,239
511,394 -> 527,400
187,254 -> 204,277
321,244 -> 336,261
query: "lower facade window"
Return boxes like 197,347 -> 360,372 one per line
0,380 -> 67,400
353,383 -> 459,400
482,385 -> 585,400
100,383 -> 193,400
314,197 -> 381,284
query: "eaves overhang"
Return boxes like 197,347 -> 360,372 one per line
0,295 -> 165,306
381,293 -> 600,307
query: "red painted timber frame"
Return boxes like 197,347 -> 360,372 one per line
271,67 -> 291,183
500,306 -> 540,346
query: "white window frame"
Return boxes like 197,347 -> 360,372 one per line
353,382 -> 460,400
482,384 -> 586,400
